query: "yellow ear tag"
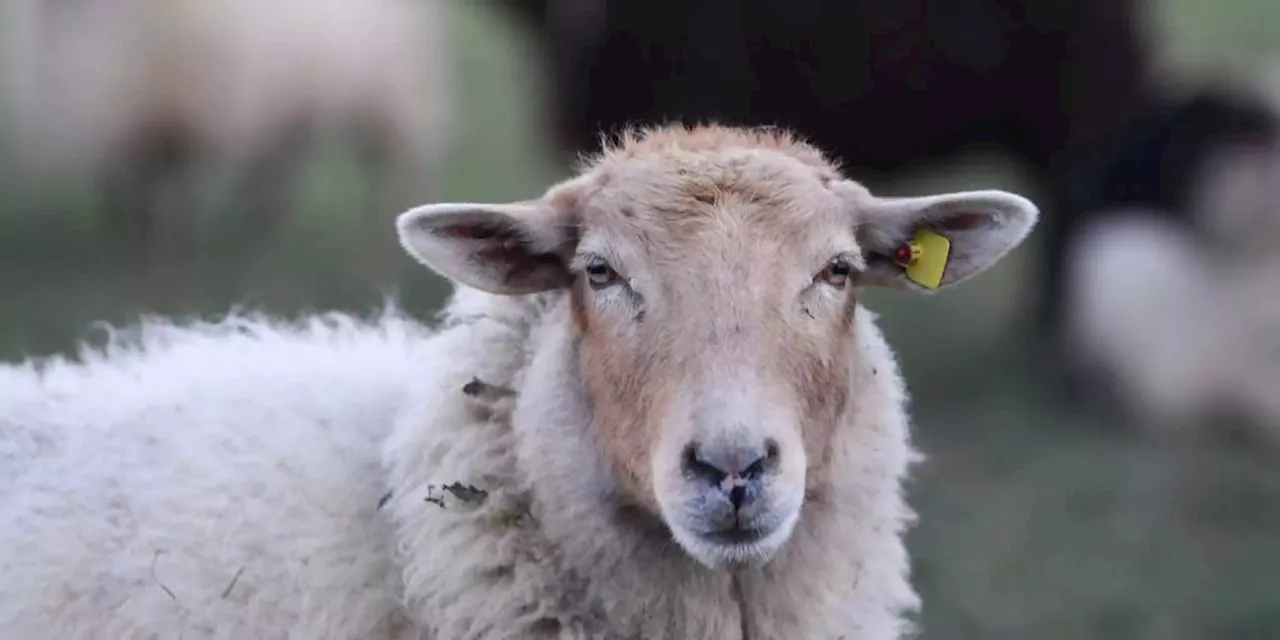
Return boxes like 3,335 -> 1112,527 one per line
892,229 -> 951,289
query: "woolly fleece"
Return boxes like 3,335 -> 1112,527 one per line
0,307 -> 428,640
3,284 -> 922,639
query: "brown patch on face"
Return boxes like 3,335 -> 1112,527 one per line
568,277 -> 590,333
795,350 -> 853,480
841,284 -> 860,328
576,311 -> 680,510
762,294 -> 859,480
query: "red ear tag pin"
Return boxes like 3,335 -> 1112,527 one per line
893,242 -> 922,268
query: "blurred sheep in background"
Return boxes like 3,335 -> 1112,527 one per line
1064,68 -> 1280,447
0,0 -> 456,270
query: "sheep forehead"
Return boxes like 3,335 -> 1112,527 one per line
575,147 -> 858,280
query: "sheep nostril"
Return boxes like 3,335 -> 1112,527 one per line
682,442 -> 727,484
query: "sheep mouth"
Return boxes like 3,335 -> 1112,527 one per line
691,522 -> 787,562
684,525 -> 783,567
700,525 -> 769,545
660,494 -> 802,568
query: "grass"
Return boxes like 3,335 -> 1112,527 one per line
3,2 -> 1280,637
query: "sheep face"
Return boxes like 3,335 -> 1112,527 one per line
396,125 -> 1038,569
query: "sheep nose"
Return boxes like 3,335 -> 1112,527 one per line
682,439 -> 779,510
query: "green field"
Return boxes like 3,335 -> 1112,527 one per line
3,2 -> 1280,637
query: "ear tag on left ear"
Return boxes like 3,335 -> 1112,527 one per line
892,229 -> 951,289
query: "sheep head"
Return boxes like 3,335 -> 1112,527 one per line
395,125 -> 1038,569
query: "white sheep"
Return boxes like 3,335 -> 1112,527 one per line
1064,116 -> 1280,443
0,0 -> 455,262
0,123 -> 1039,639
0,306 -> 431,639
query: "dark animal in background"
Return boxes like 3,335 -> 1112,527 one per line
1056,86 -> 1279,406
493,0 -> 1277,381
1061,87 -> 1279,246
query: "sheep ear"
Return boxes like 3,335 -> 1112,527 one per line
396,199 -> 575,295
854,189 -> 1039,291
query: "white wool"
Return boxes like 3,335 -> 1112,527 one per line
0,305 -> 432,639
1065,212 -> 1218,429
0,0 -> 454,177
2,280 -> 924,638
1066,209 -> 1280,438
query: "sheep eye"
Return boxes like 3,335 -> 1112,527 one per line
819,256 -> 856,287
584,259 -> 620,289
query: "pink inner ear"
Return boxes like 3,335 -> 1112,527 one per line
437,221 -> 507,239
936,212 -> 991,230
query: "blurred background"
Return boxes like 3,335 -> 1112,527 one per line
3,0 -> 1280,637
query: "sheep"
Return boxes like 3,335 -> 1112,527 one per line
1064,212 -> 1280,445
1063,103 -> 1280,444
0,123 -> 1039,639
0,0 -> 455,265
1052,84 -> 1279,402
